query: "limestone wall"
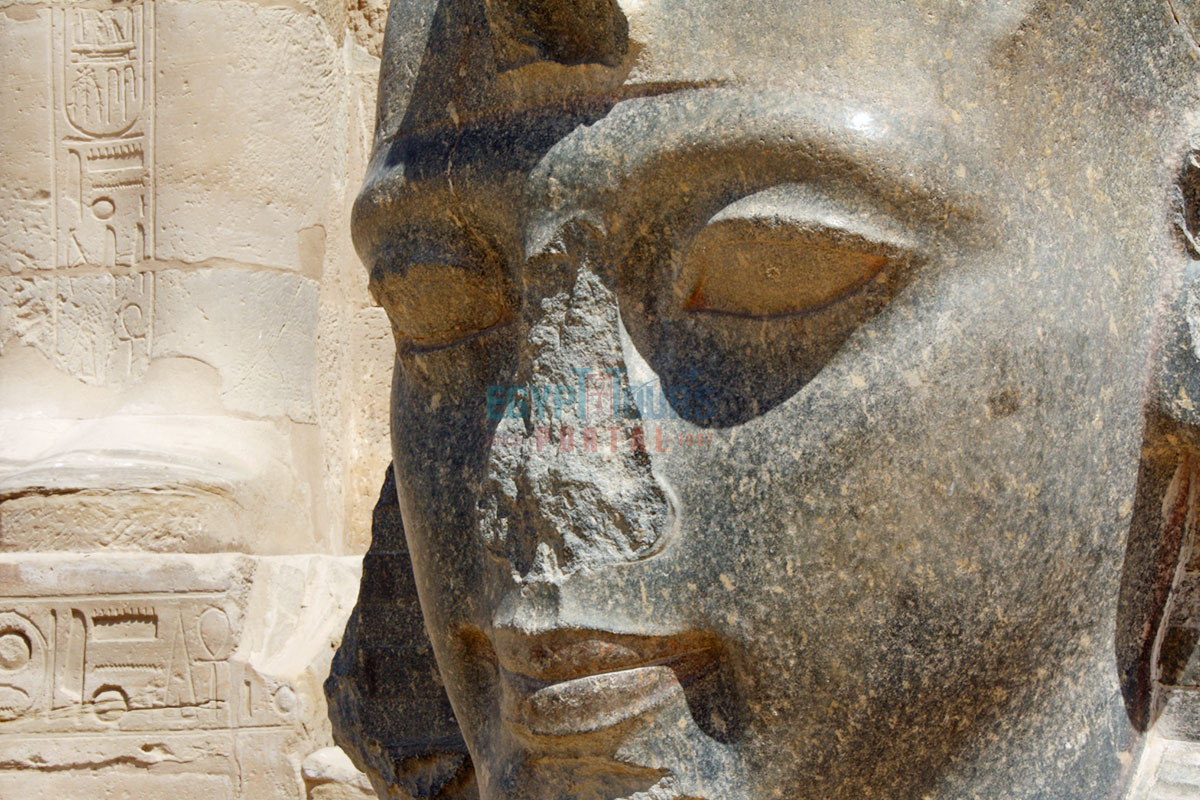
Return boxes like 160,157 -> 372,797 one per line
0,0 -> 389,795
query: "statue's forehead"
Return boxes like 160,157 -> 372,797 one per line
373,0 -> 1036,148
615,0 -> 1029,85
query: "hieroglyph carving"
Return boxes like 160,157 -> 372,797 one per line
52,2 -> 154,268
1,270 -> 154,384
0,593 -> 294,731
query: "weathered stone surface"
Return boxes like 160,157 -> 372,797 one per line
0,269 -> 317,416
0,410 -> 321,553
347,0 -> 387,58
332,2 -> 1200,799
0,7 -> 54,273
0,552 -> 366,799
154,0 -> 340,273
5,0 -> 1200,796
0,0 -> 392,792
1129,735 -> 1200,800
0,0 -> 394,553
303,747 -> 378,800
152,269 -> 319,421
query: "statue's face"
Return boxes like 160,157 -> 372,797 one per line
354,2 -> 1189,798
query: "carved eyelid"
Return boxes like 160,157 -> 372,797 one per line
674,184 -> 920,317
370,234 -> 515,352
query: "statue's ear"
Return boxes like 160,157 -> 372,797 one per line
1117,146 -> 1200,735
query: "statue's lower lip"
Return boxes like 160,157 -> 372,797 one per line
498,649 -> 717,737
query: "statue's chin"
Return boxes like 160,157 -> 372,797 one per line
473,675 -> 749,800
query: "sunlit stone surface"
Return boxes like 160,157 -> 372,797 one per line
0,0 -> 391,795
329,1 -> 1200,799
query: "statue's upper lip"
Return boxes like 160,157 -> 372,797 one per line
491,625 -> 720,682
490,626 -> 722,737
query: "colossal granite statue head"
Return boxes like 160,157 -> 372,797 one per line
337,1 -> 1200,797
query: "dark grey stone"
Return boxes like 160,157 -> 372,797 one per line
326,467 -> 476,800
329,2 -> 1200,797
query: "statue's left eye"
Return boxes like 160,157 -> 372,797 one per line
678,218 -> 893,318
618,184 -> 923,427
669,184 -> 916,320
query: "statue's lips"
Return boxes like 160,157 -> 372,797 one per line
492,628 -> 719,737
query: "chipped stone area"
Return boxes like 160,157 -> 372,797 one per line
346,0 -> 387,57
0,552 -> 375,799
0,269 -> 319,420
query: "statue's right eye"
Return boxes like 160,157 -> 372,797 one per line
371,262 -> 513,351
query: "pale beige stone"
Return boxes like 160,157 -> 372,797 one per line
152,269 -> 319,421
1127,734 -> 1200,800
0,552 -> 372,799
51,3 -> 156,269
313,36 -> 394,551
0,403 -> 320,553
154,0 -> 340,274
0,0 -> 389,550
0,272 -> 156,386
0,771 -> 235,800
0,0 -> 390,791
303,747 -> 378,799
0,8 -> 53,273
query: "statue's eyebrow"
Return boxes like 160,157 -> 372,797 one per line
355,84 -> 994,269
575,87 -> 993,242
